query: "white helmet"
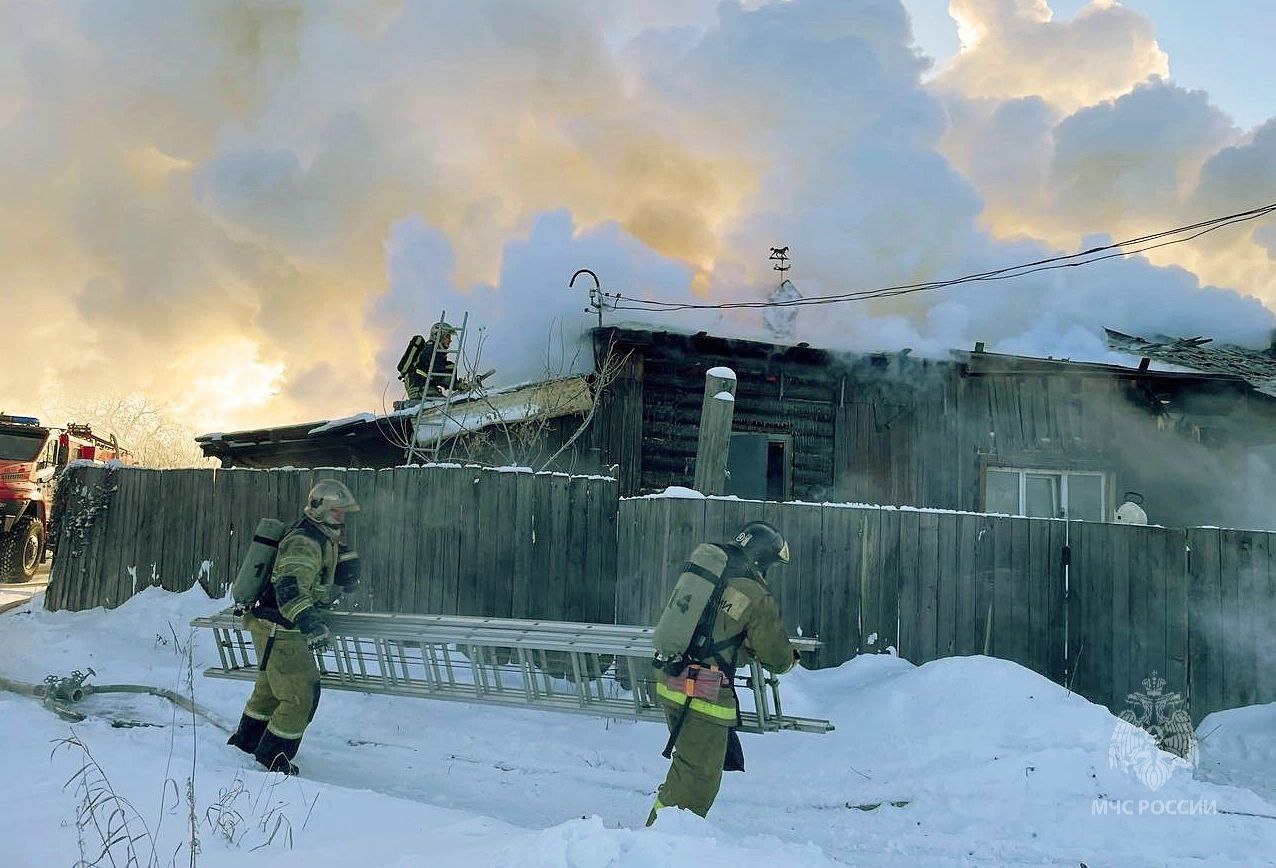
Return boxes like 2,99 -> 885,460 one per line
429,321 -> 456,343
303,479 -> 360,529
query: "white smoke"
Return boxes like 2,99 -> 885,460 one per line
1,0 -> 1273,434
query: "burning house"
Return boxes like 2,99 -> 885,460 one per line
198,324 -> 1276,530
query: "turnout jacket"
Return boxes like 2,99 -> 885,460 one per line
655,544 -> 798,726
251,518 -> 344,630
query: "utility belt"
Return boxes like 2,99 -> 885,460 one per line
661,662 -> 732,703
248,604 -> 295,631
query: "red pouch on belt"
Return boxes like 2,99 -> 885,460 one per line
664,665 -> 727,702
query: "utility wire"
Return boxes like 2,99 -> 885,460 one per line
609,201 -> 1276,313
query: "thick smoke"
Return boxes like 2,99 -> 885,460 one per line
2,0 -> 1273,436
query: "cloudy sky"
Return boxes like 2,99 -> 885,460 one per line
3,0 -> 1274,436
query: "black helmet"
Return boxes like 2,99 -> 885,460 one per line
732,521 -> 790,573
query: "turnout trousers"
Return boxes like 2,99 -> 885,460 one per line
651,707 -> 729,821
241,613 -> 321,741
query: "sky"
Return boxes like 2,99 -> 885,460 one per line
2,0 -> 1275,438
905,0 -> 1276,129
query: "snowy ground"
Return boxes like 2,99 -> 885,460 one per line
2,588 -> 1275,867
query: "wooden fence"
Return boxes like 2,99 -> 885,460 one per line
47,464 -> 619,624
615,497 -> 1276,722
47,467 -> 1275,722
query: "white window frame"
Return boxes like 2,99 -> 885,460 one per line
984,466 -> 1107,521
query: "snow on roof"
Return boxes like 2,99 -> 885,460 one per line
308,413 -> 379,434
412,376 -> 593,446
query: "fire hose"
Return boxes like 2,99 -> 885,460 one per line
0,669 -> 231,732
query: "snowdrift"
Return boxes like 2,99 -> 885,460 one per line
2,586 -> 1274,866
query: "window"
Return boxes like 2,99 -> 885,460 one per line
984,467 -> 1106,521
726,433 -> 792,501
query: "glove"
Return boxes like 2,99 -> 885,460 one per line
335,550 -> 361,592
294,607 -> 330,652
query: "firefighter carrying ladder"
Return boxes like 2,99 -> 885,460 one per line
404,310 -> 470,465
192,610 -> 834,736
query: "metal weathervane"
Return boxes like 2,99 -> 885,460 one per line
769,246 -> 791,277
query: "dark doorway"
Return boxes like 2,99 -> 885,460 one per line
726,433 -> 792,501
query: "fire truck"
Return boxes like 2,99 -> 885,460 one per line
0,414 -> 132,582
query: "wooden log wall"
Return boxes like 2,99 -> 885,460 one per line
615,497 -> 1276,722
46,464 -> 619,624
635,351 -> 838,500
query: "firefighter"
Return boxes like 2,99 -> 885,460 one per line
225,479 -> 362,774
647,520 -> 800,825
401,321 -> 464,401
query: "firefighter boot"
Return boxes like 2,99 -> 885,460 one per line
226,713 -> 269,756
254,730 -> 303,776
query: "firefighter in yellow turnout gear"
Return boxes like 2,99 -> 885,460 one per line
647,521 -> 799,825
225,480 -> 362,774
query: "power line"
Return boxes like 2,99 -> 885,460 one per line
608,201 -> 1276,313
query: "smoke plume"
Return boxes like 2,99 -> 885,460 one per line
2,0 -> 1273,438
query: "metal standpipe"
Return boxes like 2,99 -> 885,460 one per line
192,610 -> 835,736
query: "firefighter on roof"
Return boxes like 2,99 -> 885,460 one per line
646,520 -> 800,825
225,479 -> 362,775
399,321 -> 463,401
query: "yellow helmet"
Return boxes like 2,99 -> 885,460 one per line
303,479 -> 360,528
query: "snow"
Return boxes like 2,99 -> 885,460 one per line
706,367 -> 737,380
307,413 -> 377,434
713,391 -> 735,402
644,486 -> 705,499
2,587 -> 1276,866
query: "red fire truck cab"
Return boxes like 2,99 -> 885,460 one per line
0,415 -> 132,582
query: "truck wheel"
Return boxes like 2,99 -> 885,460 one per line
0,517 -> 42,583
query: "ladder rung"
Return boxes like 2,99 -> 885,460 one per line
193,610 -> 833,735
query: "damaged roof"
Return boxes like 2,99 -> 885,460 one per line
1105,328 -> 1276,397
196,375 -> 593,465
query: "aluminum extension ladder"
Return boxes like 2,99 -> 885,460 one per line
192,610 -> 834,735
404,310 -> 469,465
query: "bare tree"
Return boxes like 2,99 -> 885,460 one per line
51,394 -> 214,468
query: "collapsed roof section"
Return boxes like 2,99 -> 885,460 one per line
1106,328 -> 1276,397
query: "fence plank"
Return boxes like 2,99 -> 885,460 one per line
562,475 -> 590,623
1218,529 -> 1249,711
871,509 -> 901,653
935,512 -> 958,659
1260,535 -> 1276,707
1046,519 -> 1068,684
457,467 -> 486,617
512,471 -> 538,619
1164,528 -> 1189,704
1006,515 -> 1031,668
917,513 -> 941,663
953,512 -> 983,656
816,506 -> 862,666
896,510 -> 920,661
440,467 -> 470,616
857,508 -> 883,654
1186,528 -> 1222,719
1233,531 -> 1261,709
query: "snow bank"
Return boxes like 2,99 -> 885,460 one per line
3,587 -> 1275,866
